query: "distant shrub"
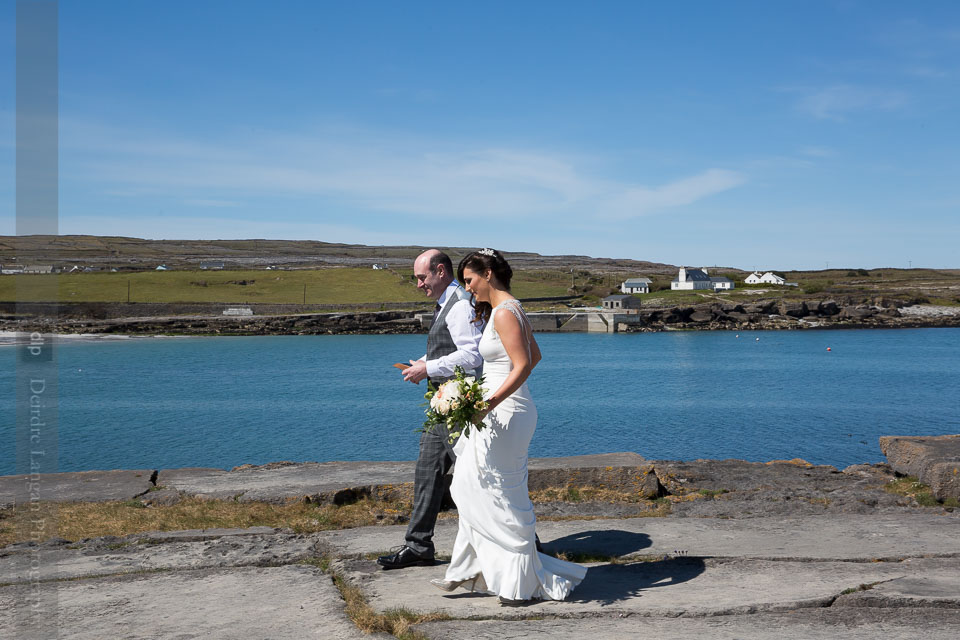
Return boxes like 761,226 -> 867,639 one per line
652,280 -> 671,292
803,283 -> 825,294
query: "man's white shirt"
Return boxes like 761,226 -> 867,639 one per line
421,281 -> 484,379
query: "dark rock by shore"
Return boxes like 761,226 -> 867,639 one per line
4,447 -> 958,515
618,298 -> 960,333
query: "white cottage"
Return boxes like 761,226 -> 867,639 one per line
710,276 -> 735,291
671,267 -> 713,290
620,277 -> 652,294
746,271 -> 787,285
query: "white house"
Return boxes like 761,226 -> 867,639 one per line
223,307 -> 254,316
711,276 -> 735,291
745,271 -> 787,285
671,267 -> 713,290
620,277 -> 652,294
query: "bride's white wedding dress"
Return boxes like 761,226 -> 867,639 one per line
444,299 -> 586,601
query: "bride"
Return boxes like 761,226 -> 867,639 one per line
430,248 -> 586,605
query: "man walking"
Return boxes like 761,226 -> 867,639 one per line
377,249 -> 483,569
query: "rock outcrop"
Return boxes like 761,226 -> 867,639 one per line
880,435 -> 960,502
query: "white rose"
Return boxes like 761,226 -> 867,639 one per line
439,380 -> 461,401
431,380 -> 460,415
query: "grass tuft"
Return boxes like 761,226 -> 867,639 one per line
529,485 -> 648,504
884,476 -> 949,508
0,496 -> 413,547
326,561 -> 449,639
840,581 -> 879,595
696,488 -> 730,498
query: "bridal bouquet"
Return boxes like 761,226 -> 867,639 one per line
419,366 -> 489,444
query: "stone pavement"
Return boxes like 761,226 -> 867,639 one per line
2,511 -> 959,638
3,450 -> 960,638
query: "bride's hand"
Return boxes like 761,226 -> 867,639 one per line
473,407 -> 491,425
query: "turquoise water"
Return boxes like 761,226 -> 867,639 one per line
2,329 -> 959,474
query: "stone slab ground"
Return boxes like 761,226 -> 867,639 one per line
3,449 -> 960,638
3,511 -> 959,639
0,565 -> 389,640
414,609 -> 960,640
0,469 -> 156,509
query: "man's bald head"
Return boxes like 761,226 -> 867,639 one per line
419,249 -> 452,274
413,249 -> 454,300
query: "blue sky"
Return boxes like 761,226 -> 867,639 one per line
1,1 -> 958,269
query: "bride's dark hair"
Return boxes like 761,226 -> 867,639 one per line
457,248 -> 513,325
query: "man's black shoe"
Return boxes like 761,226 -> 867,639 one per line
377,545 -> 435,570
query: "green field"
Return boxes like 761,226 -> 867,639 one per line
1,269 -> 426,304
2,267 -> 573,304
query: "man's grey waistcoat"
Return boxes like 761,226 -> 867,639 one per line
427,286 -> 475,385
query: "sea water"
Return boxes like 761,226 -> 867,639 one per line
1,329 -> 958,474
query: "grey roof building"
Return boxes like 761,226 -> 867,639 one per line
621,277 -> 652,294
602,294 -> 642,311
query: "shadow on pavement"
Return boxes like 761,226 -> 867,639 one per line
543,528 -> 652,557
570,557 -> 707,605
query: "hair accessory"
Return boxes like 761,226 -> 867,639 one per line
478,248 -> 495,257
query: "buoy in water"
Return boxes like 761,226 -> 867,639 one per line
755,337 -> 760,341
826,347 -> 832,352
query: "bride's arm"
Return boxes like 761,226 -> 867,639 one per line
485,307 -> 538,413
529,328 -> 542,368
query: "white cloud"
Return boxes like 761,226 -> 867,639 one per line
790,85 -> 907,120
599,169 -> 747,219
60,119 -> 747,222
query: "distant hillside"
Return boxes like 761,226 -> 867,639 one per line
0,235 -> 693,275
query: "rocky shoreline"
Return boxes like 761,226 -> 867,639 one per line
3,436 -> 959,513
618,298 -> 960,332
3,298 -> 960,337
